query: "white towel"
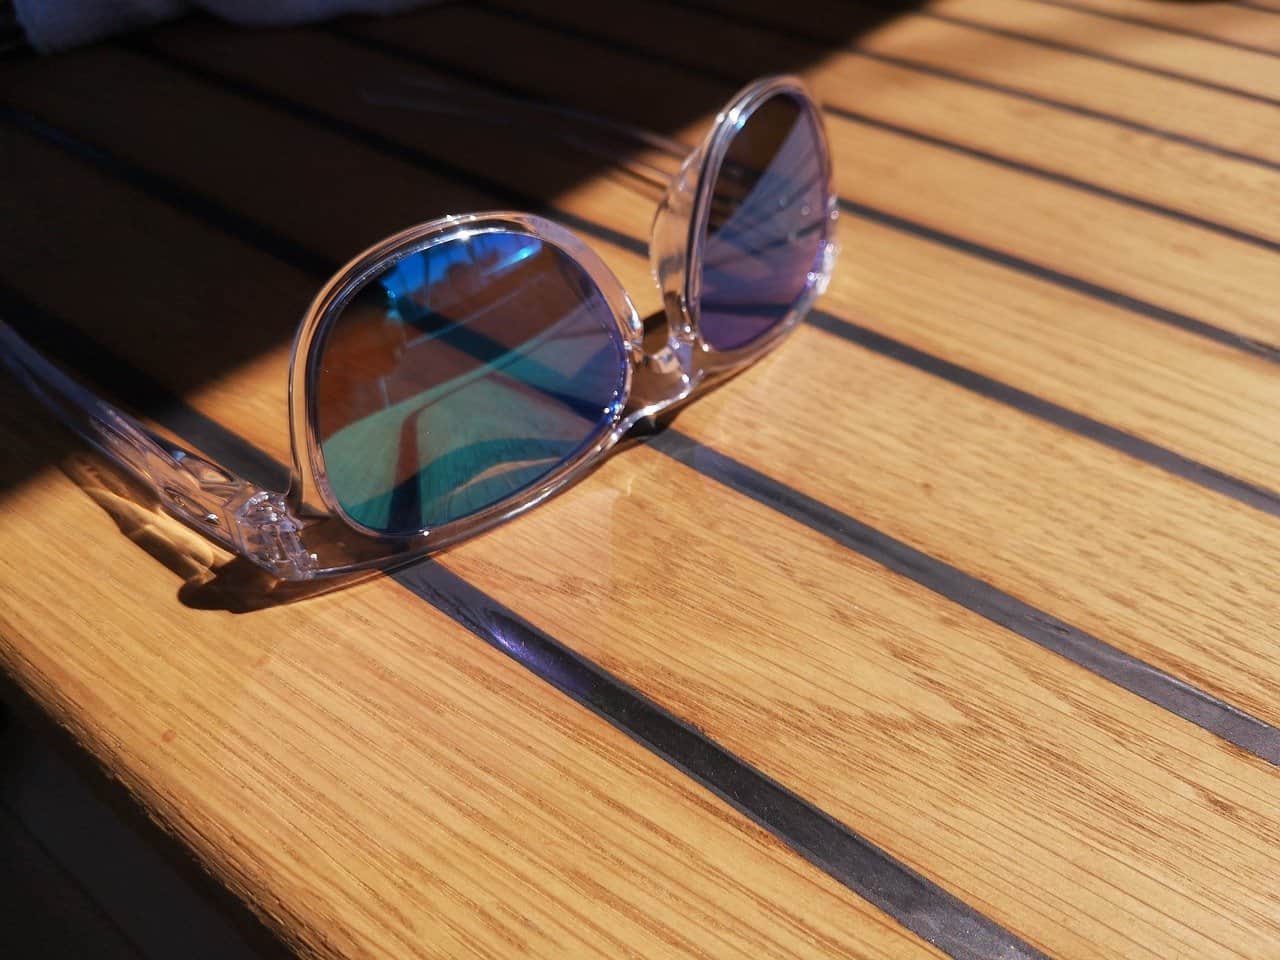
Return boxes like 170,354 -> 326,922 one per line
14,0 -> 436,53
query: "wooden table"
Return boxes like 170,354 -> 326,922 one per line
2,1 -> 1278,956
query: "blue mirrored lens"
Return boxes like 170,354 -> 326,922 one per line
314,231 -> 626,536
698,92 -> 827,351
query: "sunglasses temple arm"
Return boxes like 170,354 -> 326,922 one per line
360,82 -> 693,194
0,321 -> 313,579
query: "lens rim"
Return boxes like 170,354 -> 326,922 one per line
681,77 -> 838,365
289,212 -> 641,545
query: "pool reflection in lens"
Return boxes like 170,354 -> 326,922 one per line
1,75 -> 834,580
314,231 -> 627,536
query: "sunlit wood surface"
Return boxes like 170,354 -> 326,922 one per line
2,1 -> 1278,957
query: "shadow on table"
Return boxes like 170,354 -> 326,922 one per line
0,677 -> 297,960
0,0 -> 921,502
0,4 -> 925,951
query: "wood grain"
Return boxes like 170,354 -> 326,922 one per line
928,0 -> 1280,98
696,0 -> 1280,165
10,30 -> 1277,477
2,3 -> 1279,958
414,0 -> 1280,350
321,12 -> 1280,725
507,0 -> 1280,243
444,443 -> 1280,959
408,0 -> 1280,479
14,47 -> 1277,730
1024,0 -> 1280,53
0,431 -> 942,960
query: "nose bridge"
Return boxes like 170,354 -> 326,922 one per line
621,334 -> 700,435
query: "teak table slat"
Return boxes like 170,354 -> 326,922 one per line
1,1 -> 1277,958
456,0 -> 1280,346
1033,0 -> 1280,52
927,0 -> 1280,97
700,0 -> 1280,166
493,0 -> 1280,242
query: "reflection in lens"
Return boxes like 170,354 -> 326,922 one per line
698,91 -> 827,351
314,231 -> 627,536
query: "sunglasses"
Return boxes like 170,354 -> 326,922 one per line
1,75 -> 837,581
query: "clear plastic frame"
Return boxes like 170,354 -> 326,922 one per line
0,75 -> 838,581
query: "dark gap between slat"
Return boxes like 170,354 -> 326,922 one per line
351,3 -> 1280,258
120,35 -> 1280,512
1022,0 -> 1280,58
121,38 -> 649,260
0,240 -> 1049,960
668,0 -> 1280,174
915,7 -> 1280,106
648,431 -> 1280,766
466,0 -> 1280,361
824,105 -> 1280,255
2,42 -> 1275,954
806,310 -> 1280,518
4,67 -> 1279,766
